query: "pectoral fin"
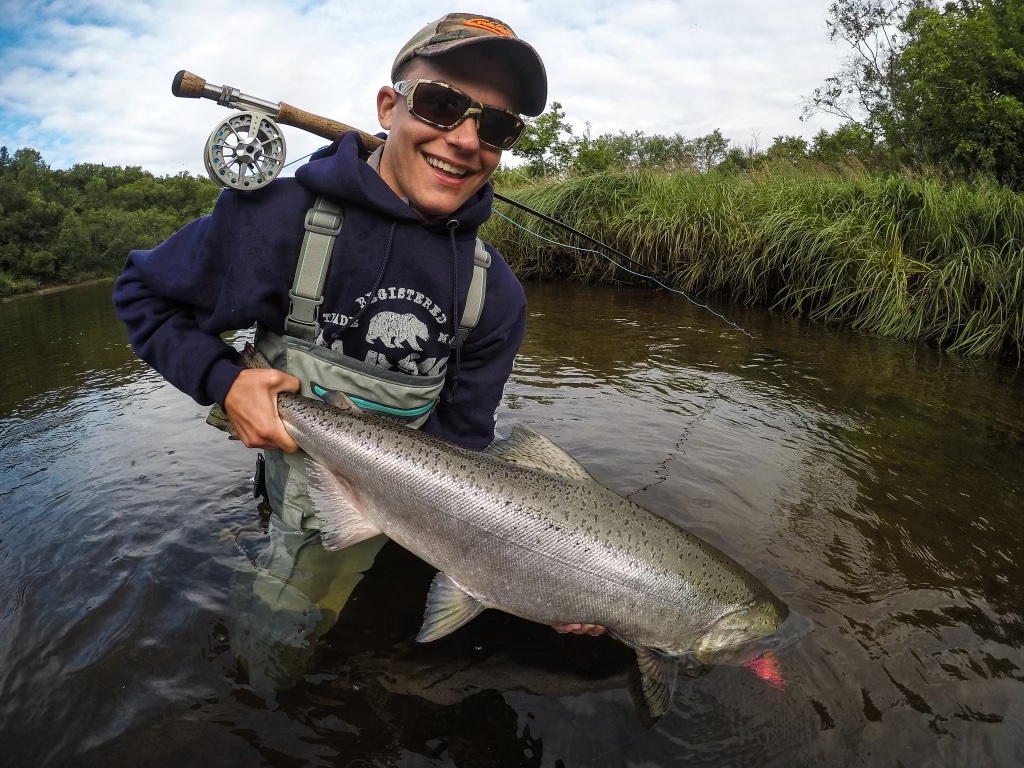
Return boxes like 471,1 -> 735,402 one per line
205,403 -> 238,439
485,424 -> 595,483
305,460 -> 382,551
240,343 -> 274,369
416,572 -> 486,642
629,646 -> 678,726
206,343 -> 272,437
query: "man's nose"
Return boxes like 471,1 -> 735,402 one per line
446,114 -> 481,151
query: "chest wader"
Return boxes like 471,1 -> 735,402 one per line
259,195 -> 490,533
229,197 -> 490,690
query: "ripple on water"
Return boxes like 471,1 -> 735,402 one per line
3,282 -> 1024,766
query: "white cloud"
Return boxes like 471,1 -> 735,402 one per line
0,0 -> 847,177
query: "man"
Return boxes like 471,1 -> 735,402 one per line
114,12 -> 597,689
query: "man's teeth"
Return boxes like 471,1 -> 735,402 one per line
427,157 -> 467,177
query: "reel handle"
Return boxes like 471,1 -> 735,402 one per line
172,69 -> 384,148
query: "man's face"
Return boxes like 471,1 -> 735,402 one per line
376,54 -> 519,219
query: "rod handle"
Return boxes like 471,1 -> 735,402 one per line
172,70 -> 208,99
276,102 -> 384,148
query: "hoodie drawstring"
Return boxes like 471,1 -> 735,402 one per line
346,221 -> 397,331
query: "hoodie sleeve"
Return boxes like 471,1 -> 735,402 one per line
421,245 -> 527,451
112,186 -> 303,406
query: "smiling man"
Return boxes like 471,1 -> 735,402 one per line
114,13 -> 594,691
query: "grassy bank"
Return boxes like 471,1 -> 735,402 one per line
485,169 -> 1024,363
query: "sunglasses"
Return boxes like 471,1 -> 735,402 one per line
392,79 -> 526,150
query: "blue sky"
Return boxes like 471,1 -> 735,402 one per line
0,0 -> 848,177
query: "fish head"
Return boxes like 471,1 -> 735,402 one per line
690,594 -> 790,667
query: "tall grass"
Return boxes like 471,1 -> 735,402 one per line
484,168 -> 1024,363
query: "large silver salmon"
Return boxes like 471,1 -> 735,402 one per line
222,345 -> 797,721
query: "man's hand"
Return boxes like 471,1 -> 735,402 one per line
224,368 -> 301,453
553,623 -> 606,636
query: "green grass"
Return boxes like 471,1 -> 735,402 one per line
484,168 -> 1024,363
0,272 -> 40,298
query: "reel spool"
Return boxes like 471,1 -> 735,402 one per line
204,111 -> 286,190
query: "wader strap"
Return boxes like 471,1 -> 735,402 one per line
459,238 -> 491,343
286,196 -> 489,344
286,196 -> 344,342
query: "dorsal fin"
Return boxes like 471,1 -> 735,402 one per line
485,424 -> 595,483
310,381 -> 362,412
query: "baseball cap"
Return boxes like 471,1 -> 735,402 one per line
391,13 -> 547,116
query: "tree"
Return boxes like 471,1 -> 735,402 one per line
810,122 -> 885,166
510,101 -> 578,177
895,0 -> 1024,185
766,135 -> 810,164
803,0 -> 932,138
688,129 -> 730,172
0,146 -> 220,295
807,0 -> 1024,187
565,128 -> 697,175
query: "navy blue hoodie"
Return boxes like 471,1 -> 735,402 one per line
113,132 -> 527,450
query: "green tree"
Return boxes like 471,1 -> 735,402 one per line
565,129 -> 697,174
765,135 -> 810,164
807,0 -> 1024,186
566,124 -> 621,175
804,0 -> 932,136
0,146 -> 220,295
510,101 -> 578,177
53,207 -> 179,281
688,129 -> 730,172
714,146 -> 761,174
810,122 -> 882,164
896,0 -> 1024,185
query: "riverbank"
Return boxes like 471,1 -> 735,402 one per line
1,275 -> 115,303
484,168 -> 1024,364
8,168 -> 1020,364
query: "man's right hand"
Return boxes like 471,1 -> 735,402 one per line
223,368 -> 301,453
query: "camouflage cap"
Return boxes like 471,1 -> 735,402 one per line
391,13 -> 547,116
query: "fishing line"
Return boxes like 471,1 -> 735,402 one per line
283,151 -> 315,170
492,208 -> 755,339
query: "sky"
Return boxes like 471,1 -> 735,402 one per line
0,0 -> 849,178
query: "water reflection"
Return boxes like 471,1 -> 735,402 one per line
0,282 -> 145,420
1,281 -> 1023,766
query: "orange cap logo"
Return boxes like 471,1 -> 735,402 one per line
465,18 -> 514,37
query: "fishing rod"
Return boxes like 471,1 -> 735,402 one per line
171,70 -> 661,282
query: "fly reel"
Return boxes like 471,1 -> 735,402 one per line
204,111 -> 286,190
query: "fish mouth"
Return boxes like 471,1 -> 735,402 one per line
690,598 -> 805,667
729,610 -> 814,667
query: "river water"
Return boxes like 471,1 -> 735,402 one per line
1,279 -> 1022,767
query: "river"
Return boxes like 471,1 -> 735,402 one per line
1,279 -> 1022,767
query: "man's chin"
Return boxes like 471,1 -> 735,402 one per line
409,191 -> 478,220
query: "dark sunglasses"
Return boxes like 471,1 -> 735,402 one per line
392,79 -> 526,150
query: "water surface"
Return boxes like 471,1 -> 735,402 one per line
1,280 -> 1022,766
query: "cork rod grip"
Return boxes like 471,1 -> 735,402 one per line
171,70 -> 208,99
276,102 -> 384,148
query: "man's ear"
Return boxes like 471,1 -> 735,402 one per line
377,86 -> 398,130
